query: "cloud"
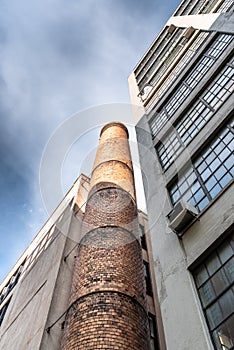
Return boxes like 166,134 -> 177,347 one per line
0,0 -> 180,280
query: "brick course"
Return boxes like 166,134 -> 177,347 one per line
62,292 -> 148,350
62,122 -> 149,349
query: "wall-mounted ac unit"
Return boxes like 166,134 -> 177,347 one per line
167,200 -> 198,236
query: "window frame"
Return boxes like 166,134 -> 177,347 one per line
150,33 -> 233,138
143,260 -> 153,296
193,231 -> 234,350
156,57 -> 234,171
168,116 -> 234,212
0,298 -> 11,327
148,313 -> 160,350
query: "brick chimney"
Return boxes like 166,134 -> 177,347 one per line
62,122 -> 149,349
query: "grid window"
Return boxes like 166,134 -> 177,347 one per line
193,233 -> 234,349
157,58 -> 234,170
190,0 -> 206,14
183,0 -> 202,14
175,0 -> 224,16
148,313 -> 160,350
0,298 -> 11,327
174,0 -> 196,15
138,29 -> 183,89
149,35 -> 191,88
150,33 -> 233,137
149,32 -> 209,106
134,28 -> 169,78
168,118 -> 234,212
137,29 -> 184,89
0,263 -> 25,305
157,132 -> 182,170
169,166 -> 209,211
201,0 -> 220,13
216,0 -> 234,12
147,32 -> 209,109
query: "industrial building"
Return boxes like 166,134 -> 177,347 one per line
128,0 -> 234,349
1,0 -> 234,349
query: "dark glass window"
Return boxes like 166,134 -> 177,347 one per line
157,58 -> 234,170
144,261 -> 153,296
194,232 -> 234,349
148,313 -> 160,350
0,298 -> 11,326
0,263 -> 24,305
140,224 -> 147,250
150,34 -> 233,137
168,117 -> 234,211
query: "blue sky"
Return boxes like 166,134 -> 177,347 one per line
0,0 -> 181,281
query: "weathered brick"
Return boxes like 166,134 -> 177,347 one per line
62,122 -> 149,349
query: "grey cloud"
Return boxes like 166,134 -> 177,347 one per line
0,0 -> 181,280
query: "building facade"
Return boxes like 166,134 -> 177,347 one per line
129,1 -> 234,350
0,124 -> 161,349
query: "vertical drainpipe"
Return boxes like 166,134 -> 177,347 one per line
62,122 -> 149,349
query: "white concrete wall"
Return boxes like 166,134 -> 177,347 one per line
136,116 -> 216,350
0,205 -> 82,350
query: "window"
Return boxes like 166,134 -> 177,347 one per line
193,232 -> 234,349
201,0 -> 220,13
134,28 -> 169,78
216,0 -> 234,13
144,261 -> 153,295
140,224 -> 147,250
174,0 -> 195,16
0,298 -> 11,326
136,28 -> 184,88
147,30 -> 199,92
174,0 -> 228,15
150,33 -> 233,137
0,263 -> 24,305
168,117 -> 234,211
148,32 -> 209,106
190,0 -> 206,14
148,313 -> 160,350
183,0 -> 203,14
157,58 -> 234,170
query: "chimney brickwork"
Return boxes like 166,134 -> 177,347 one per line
62,122 -> 149,349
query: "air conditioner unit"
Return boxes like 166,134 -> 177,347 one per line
167,200 -> 198,236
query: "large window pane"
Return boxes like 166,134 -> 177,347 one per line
156,58 -> 234,170
194,233 -> 234,349
168,118 -> 234,211
212,314 -> 234,350
150,34 -> 233,137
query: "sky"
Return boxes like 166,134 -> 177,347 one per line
0,0 -> 181,282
